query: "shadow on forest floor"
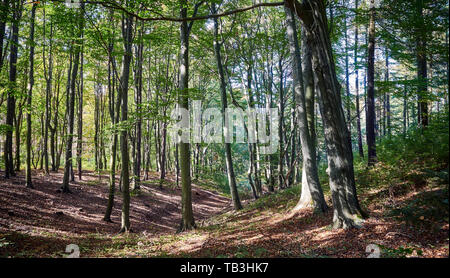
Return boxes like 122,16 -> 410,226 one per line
0,160 -> 448,257
0,169 -> 230,257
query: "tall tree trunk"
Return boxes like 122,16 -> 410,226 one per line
212,3 -> 242,210
119,10 -> 133,233
178,1 -> 195,231
354,0 -> 364,158
134,20 -> 144,190
62,2 -> 84,192
416,0 -> 428,128
287,0 -> 366,228
0,0 -> 9,73
76,33 -> 84,180
4,0 -> 22,178
277,58 -> 285,189
344,15 -> 351,133
25,3 -> 37,188
104,18 -> 119,221
366,0 -> 377,165
43,10 -> 53,176
385,46 -> 391,136
285,7 -> 327,213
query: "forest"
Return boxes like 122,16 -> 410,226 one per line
0,0 -> 448,259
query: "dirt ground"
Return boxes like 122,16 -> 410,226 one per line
0,169 -> 230,254
0,168 -> 448,258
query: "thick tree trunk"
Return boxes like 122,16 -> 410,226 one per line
416,0 -> 428,128
285,7 -> 327,213
287,0 -> 365,228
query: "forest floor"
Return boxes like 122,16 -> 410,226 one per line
0,158 -> 448,258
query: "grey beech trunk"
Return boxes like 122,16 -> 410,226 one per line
285,6 -> 327,213
178,1 -> 195,232
354,0 -> 364,158
119,10 -> 133,233
43,11 -> 53,175
366,0 -> 377,165
26,3 -> 37,188
4,0 -> 21,178
62,2 -> 84,193
287,0 -> 365,228
134,21 -> 144,189
76,34 -> 84,180
416,0 -> 428,128
104,14 -> 119,222
212,3 -> 242,210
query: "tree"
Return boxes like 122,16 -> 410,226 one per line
62,2 -> 84,193
211,2 -> 242,210
25,2 -> 37,188
287,0 -> 366,228
354,0 -> 364,158
119,6 -> 134,233
4,0 -> 22,178
178,0 -> 197,232
366,0 -> 377,165
285,5 -> 327,213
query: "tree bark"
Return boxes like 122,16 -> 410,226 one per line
366,0 -> 377,165
178,0 -> 195,232
62,2 -> 84,192
287,0 -> 366,228
354,0 -> 364,158
4,0 -> 22,178
25,3 -> 37,188
119,10 -> 133,233
212,3 -> 242,210
285,6 -> 327,213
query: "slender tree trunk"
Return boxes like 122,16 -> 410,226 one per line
119,10 -> 133,233
62,3 -> 84,192
0,0 -> 9,74
178,1 -> 195,231
212,3 -> 242,210
25,3 -> 37,188
42,14 -> 53,176
366,0 -> 377,165
354,0 -> 364,158
134,21 -> 144,190
4,1 -> 22,178
104,19 -> 119,221
344,16 -> 351,133
385,46 -> 391,136
76,34 -> 84,180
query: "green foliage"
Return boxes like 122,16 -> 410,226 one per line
378,244 -> 423,258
